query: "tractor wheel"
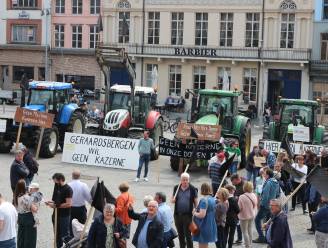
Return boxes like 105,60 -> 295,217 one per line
170,156 -> 180,171
322,131 -> 328,145
66,111 -> 85,134
36,126 -> 59,158
0,134 -> 13,153
239,121 -> 251,169
150,120 -> 163,160
263,125 -> 269,139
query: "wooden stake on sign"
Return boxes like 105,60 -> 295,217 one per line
15,122 -> 23,150
173,163 -> 190,200
178,139 -> 187,176
78,206 -> 95,248
35,108 -> 48,160
54,208 -> 58,248
217,170 -> 229,193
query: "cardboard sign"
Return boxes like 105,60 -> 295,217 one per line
0,119 -> 6,133
177,123 -> 221,141
14,107 -> 54,128
293,126 -> 310,142
254,156 -> 266,167
62,133 -> 140,170
159,136 -> 222,159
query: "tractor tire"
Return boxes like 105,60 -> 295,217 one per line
36,126 -> 59,158
66,111 -> 85,134
0,134 -> 13,153
263,125 -> 269,139
170,156 -> 180,171
239,121 -> 251,169
322,131 -> 328,145
150,120 -> 163,160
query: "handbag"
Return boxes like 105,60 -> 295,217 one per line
188,197 -> 209,236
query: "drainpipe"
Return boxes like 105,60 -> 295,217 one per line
257,0 -> 265,122
140,0 -> 145,86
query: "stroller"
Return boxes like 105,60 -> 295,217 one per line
61,219 -> 89,248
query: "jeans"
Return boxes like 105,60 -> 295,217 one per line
255,206 -> 271,240
224,222 -> 237,248
163,230 -> 172,248
229,161 -> 238,175
292,181 -> 307,211
174,214 -> 193,248
240,219 -> 254,248
137,154 -> 150,178
237,221 -> 242,241
216,225 -> 225,248
0,238 -> 16,248
53,214 -> 71,248
315,231 -> 328,248
246,168 -> 259,186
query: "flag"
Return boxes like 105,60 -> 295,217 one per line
97,14 -> 103,32
307,166 -> 328,198
280,135 -> 294,159
91,178 -> 116,212
282,160 -> 306,178
219,154 -> 235,175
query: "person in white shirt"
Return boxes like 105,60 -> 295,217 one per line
68,169 -> 91,227
290,155 -> 308,214
0,193 -> 17,248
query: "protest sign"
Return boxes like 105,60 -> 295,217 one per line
293,126 -> 310,142
159,136 -> 222,160
177,123 -> 221,141
62,133 -> 139,170
14,107 -> 54,128
254,156 -> 266,167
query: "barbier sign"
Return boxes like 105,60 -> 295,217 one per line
175,48 -> 217,57
18,10 -> 30,19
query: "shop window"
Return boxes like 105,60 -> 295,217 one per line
56,74 -> 95,90
146,64 -> 158,87
13,66 -> 34,82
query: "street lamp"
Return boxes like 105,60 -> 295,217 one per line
41,8 -> 50,81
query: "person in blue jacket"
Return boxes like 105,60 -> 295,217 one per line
312,197 -> 328,248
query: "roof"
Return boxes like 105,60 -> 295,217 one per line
110,85 -> 155,94
280,98 -> 319,107
29,81 -> 72,90
198,89 -> 241,97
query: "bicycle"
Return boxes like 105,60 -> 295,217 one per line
163,117 -> 181,133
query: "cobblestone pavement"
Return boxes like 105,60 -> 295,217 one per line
0,124 -> 316,247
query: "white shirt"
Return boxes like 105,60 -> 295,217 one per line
68,179 -> 92,207
291,163 -> 308,183
0,201 -> 17,241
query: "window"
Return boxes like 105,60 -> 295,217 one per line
169,65 -> 182,96
72,0 -> 82,14
245,13 -> 260,47
243,68 -> 257,102
38,68 -> 45,81
313,91 -> 323,114
217,67 -> 231,90
321,33 -> 328,60
146,64 -> 158,87
54,24 -> 64,47
195,13 -> 208,46
89,25 -> 99,48
12,25 -> 36,43
12,0 -> 37,8
193,66 -> 206,89
90,0 -> 100,14
55,0 -> 65,13
220,13 -> 233,47
13,66 -> 34,82
119,12 -> 130,43
72,25 -> 82,48
280,13 -> 295,48
56,74 -> 95,89
171,13 -> 184,45
148,12 -> 160,44
323,0 -> 328,19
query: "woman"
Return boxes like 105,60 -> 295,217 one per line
215,188 -> 229,248
192,183 -> 217,248
291,155 -> 308,214
14,179 -> 37,248
115,182 -> 134,238
88,203 -> 128,248
238,181 -> 257,248
246,146 -> 260,186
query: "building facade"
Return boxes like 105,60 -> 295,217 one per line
311,0 -> 328,124
102,0 -> 313,114
0,0 -> 51,90
50,0 -> 102,89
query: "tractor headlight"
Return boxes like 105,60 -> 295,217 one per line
113,124 -> 119,129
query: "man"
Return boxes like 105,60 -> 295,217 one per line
266,199 -> 293,248
10,149 -> 29,192
135,131 -> 154,182
171,173 -> 198,248
129,200 -> 164,248
22,148 -> 38,186
0,193 -> 17,248
225,141 -> 241,174
68,169 -> 91,229
312,196 -> 328,247
46,173 -> 73,248
261,149 -> 276,169
155,192 -> 174,248
254,168 -> 280,243
208,152 -> 226,195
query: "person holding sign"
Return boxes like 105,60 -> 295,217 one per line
135,131 -> 155,182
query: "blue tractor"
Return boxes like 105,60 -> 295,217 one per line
0,81 -> 85,157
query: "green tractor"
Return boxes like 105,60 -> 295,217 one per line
263,98 -> 328,145
170,89 -> 251,171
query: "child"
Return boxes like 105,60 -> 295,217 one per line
28,182 -> 43,226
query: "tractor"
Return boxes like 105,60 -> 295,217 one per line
170,89 -> 251,171
263,98 -> 328,145
0,81 -> 85,157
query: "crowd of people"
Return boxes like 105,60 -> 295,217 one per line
0,143 -> 328,248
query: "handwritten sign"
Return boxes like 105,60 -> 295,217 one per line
177,123 -> 221,141
14,107 -> 54,128
254,156 -> 266,167
0,119 -> 6,132
293,126 -> 310,142
62,133 -> 140,170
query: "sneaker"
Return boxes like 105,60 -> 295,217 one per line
134,178 -> 140,182
143,177 -> 149,182
253,238 -> 266,244
234,239 -> 242,244
303,210 -> 309,214
290,208 -> 295,211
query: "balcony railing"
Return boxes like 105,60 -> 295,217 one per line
310,60 -> 328,75
103,43 -> 311,62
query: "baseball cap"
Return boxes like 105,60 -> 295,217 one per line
217,152 -> 225,159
